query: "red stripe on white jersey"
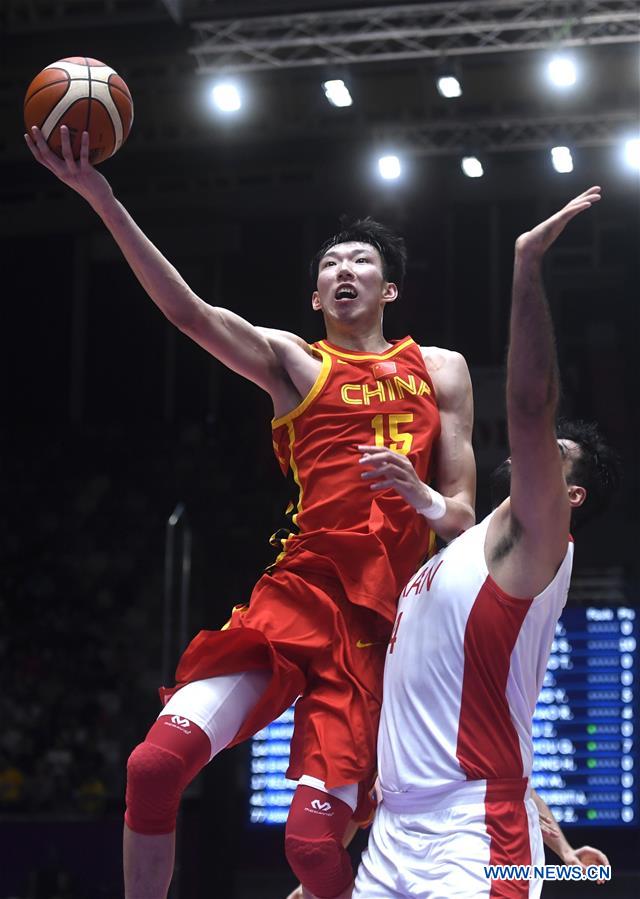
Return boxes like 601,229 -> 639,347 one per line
456,577 -> 532,780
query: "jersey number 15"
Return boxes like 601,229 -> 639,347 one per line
370,413 -> 414,455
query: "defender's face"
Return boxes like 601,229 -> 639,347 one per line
489,439 -> 582,508
312,241 -> 397,321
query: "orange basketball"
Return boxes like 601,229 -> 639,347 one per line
24,56 -> 134,165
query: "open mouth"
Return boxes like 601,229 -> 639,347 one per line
335,286 -> 358,300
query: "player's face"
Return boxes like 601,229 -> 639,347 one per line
311,242 -> 398,323
489,439 -> 581,508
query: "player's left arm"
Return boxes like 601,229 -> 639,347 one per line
358,349 -> 476,543
532,790 -> 610,884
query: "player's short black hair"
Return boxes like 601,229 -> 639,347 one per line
310,216 -> 407,296
557,419 -> 621,531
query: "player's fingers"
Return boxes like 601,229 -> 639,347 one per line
579,846 -> 610,865
24,131 -> 43,162
560,188 -> 600,213
80,130 -> 90,168
361,456 -> 400,472
60,125 -> 76,172
357,444 -> 393,454
369,479 -> 395,490
574,185 -> 601,202
29,125 -> 51,158
554,199 -> 594,224
359,450 -> 393,466
560,202 -> 596,223
361,469 -> 384,479
363,448 -> 407,466
562,191 -> 601,219
541,202 -> 593,239
27,126 -> 60,172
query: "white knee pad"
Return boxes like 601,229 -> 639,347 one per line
161,670 -> 270,760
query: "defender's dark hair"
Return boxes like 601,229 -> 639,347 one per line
556,418 -> 621,531
310,216 -> 407,296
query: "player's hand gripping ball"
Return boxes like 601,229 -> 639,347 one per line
24,57 -> 133,164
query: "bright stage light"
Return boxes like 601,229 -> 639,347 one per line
547,55 -> 577,88
437,75 -> 462,98
551,146 -> 574,173
461,156 -> 483,178
322,79 -> 353,107
211,81 -> 242,112
378,155 -> 402,180
624,137 -> 640,171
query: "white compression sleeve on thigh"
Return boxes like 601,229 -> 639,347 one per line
161,670 -> 270,760
298,774 -> 358,813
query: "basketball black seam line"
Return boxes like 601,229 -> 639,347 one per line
108,83 -> 132,101
25,78 -> 71,106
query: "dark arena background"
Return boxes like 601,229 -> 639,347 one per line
1,1 -> 639,897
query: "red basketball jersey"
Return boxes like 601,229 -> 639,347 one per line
270,336 -> 441,625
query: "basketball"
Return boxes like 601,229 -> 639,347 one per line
24,57 -> 133,165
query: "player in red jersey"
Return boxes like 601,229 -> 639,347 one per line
26,125 -> 476,899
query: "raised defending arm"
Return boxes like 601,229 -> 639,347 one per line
487,187 -> 601,596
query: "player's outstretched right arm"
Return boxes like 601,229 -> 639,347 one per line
25,125 -> 288,395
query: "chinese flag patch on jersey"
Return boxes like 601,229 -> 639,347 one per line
372,361 -> 397,379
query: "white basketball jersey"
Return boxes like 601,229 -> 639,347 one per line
378,511 -> 573,803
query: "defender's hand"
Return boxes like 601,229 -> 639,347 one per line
562,846 -> 611,885
358,445 -> 431,512
515,186 -> 601,260
24,125 -> 113,209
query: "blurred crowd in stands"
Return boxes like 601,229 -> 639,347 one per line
2,427 -> 162,819
1,417 -> 280,826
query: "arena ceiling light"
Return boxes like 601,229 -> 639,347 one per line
547,55 -> 577,88
551,146 -> 574,173
211,81 -> 242,112
624,137 -> 640,170
437,75 -> 462,98
378,155 -> 402,180
461,156 -> 483,178
322,79 -> 353,107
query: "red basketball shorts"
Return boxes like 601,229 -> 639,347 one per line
161,565 -> 390,823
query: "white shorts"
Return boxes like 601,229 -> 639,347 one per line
353,796 -> 543,899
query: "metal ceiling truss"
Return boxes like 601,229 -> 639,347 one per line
190,0 -> 640,73
120,108 -> 637,156
374,110 -> 636,155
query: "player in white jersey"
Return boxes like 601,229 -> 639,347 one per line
349,187 -> 619,899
